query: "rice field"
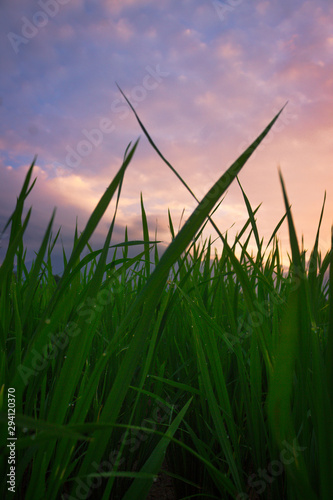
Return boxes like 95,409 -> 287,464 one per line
0,105 -> 332,500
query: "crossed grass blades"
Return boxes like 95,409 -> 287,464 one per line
0,98 -> 332,500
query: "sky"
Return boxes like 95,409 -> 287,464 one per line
0,0 -> 332,273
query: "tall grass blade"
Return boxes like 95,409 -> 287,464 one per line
117,84 -> 287,243
140,192 -> 150,277
327,226 -> 333,396
121,398 -> 192,500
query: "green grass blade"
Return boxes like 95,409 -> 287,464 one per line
140,192 -> 150,277
118,84 -> 287,244
1,156 -> 36,239
266,289 -> 317,500
21,209 -> 56,325
279,170 -> 302,269
237,176 -> 261,253
0,208 -> 32,288
12,140 -> 139,391
121,398 -> 192,500
326,226 -> 333,396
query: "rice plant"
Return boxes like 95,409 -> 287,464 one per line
0,102 -> 332,500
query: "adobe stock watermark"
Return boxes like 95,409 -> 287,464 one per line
223,290 -> 285,355
212,0 -> 244,21
17,279 -> 126,385
61,400 -> 177,500
7,0 -> 71,55
236,438 -> 307,499
62,64 -> 169,170
223,253 -> 315,355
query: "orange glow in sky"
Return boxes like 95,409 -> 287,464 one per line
1,1 -> 332,270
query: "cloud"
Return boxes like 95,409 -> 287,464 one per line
0,0 -> 332,270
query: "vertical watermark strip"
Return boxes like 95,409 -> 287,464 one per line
7,387 -> 16,494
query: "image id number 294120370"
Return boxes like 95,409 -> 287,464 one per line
7,388 -> 16,494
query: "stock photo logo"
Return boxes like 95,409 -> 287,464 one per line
236,439 -> 307,499
212,0 -> 244,21
7,0 -> 71,54
58,65 -> 169,171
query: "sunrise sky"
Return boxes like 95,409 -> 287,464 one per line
0,0 -> 332,272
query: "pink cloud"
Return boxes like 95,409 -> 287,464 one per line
1,0 -> 333,270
